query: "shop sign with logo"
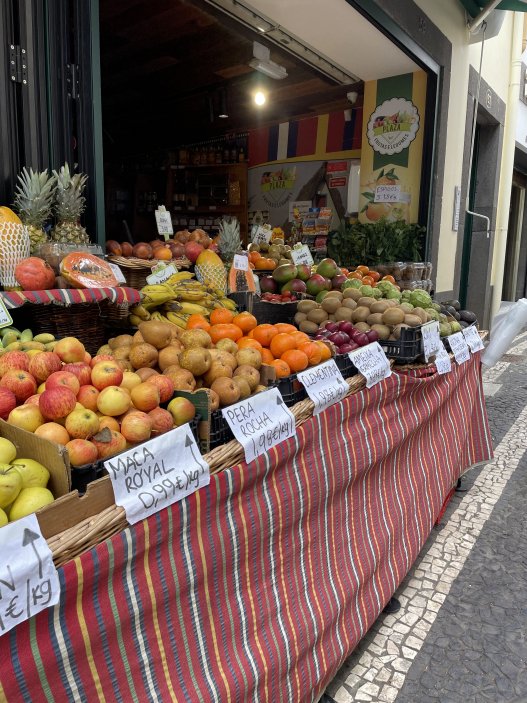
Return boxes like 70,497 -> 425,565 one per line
367,98 -> 420,156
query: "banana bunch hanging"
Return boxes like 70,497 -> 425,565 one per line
129,271 -> 236,328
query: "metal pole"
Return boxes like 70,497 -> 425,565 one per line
467,0 -> 502,33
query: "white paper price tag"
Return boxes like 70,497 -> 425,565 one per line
348,342 -> 392,388
146,263 -> 178,285
447,332 -> 471,365
104,425 -> 209,524
252,226 -> 272,245
155,207 -> 174,239
421,321 -> 442,362
374,185 -> 401,203
108,262 -> 126,284
290,246 -> 314,267
222,387 -> 296,464
233,254 -> 249,271
434,347 -> 452,375
0,514 -> 60,635
462,325 -> 484,352
0,297 -> 13,329
297,359 -> 347,415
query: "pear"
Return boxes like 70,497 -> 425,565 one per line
11,458 -> 50,488
9,487 -> 54,521
0,465 -> 22,509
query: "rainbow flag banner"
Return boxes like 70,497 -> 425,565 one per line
0,354 -> 492,702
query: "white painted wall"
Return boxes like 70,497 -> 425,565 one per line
515,85 -> 527,148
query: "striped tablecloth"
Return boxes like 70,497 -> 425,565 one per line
0,354 -> 493,702
0,287 -> 140,309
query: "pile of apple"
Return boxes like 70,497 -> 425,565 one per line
0,335 -> 196,468
0,437 -> 54,526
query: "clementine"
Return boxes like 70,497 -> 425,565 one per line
260,348 -> 275,365
252,324 -> 278,348
271,359 -> 291,378
209,323 -> 243,344
210,308 -> 235,325
186,314 -> 211,332
273,323 -> 297,335
270,332 -> 297,358
298,342 -> 322,366
233,312 -> 257,333
314,340 -> 332,361
238,337 -> 263,351
281,349 -> 309,372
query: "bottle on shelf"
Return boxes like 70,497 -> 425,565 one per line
223,141 -> 230,164
230,141 -> 237,163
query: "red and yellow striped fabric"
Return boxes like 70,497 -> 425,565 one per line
0,287 -> 140,310
0,354 -> 492,702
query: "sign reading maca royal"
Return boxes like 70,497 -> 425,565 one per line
367,98 -> 420,155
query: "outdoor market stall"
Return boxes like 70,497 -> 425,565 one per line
0,351 -> 492,702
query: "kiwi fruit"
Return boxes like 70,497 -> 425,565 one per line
354,322 -> 371,332
358,297 -> 376,308
299,320 -> 319,335
370,300 -> 391,314
399,302 -> 414,314
307,308 -> 329,324
335,307 -> 353,322
321,297 -> 341,314
325,291 -> 343,300
371,324 -> 391,340
382,308 -> 405,326
342,288 -> 363,301
341,298 -> 357,310
367,313 -> 384,326
404,314 -> 422,327
294,312 -> 307,325
392,323 -> 410,340
351,306 -> 370,323
297,299 -> 318,313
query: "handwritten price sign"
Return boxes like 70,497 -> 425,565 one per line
0,514 -> 60,635
421,321 -> 442,362
447,332 -> 470,365
434,347 -> 452,375
297,359 -> 347,414
348,342 -> 391,388
462,325 -> 484,352
291,246 -> 314,267
223,387 -> 296,464
105,425 -> 209,524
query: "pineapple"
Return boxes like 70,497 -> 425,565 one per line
218,216 -> 241,262
13,167 -> 55,253
195,249 -> 227,292
51,163 -> 90,244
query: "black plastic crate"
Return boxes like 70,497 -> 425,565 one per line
334,353 -> 357,379
380,326 -> 423,364
208,409 -> 234,450
276,374 -> 307,408
71,461 -> 105,494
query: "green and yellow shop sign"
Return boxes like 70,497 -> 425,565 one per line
359,71 -> 426,224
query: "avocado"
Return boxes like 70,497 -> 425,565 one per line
459,310 -> 477,324
444,305 -> 458,318
459,321 -> 469,329
445,299 -> 461,311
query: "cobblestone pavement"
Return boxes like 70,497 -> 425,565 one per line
322,332 -> 527,703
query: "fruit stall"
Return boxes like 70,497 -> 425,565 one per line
0,166 -> 493,701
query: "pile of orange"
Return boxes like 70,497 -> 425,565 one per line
348,265 -> 397,287
248,251 -> 277,270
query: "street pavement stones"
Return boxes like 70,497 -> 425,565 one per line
322,335 -> 527,703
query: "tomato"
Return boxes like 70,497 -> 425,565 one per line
369,270 -> 381,282
349,271 -> 363,280
356,265 -> 370,275
361,275 -> 374,286
382,275 -> 396,284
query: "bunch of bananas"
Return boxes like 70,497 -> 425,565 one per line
129,271 -> 236,329
0,327 -> 56,353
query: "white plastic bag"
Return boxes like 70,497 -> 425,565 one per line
482,298 -> 527,367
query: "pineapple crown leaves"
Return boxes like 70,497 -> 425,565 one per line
218,216 -> 241,260
13,167 -> 56,228
52,162 -> 88,222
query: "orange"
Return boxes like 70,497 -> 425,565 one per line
233,311 -> 257,333
266,259 -> 277,270
356,265 -> 370,275
281,349 -> 309,372
314,340 -> 332,361
369,270 -> 381,282
270,332 -> 297,358
273,323 -> 297,335
210,308 -> 235,325
248,251 -> 261,264
186,314 -> 211,332
271,359 -> 291,378
209,323 -> 243,344
382,275 -> 396,284
292,331 -> 310,347
361,276 -> 374,286
252,324 -> 278,348
238,337 -> 263,351
153,246 -> 172,260
260,348 -> 275,365
349,271 -> 363,280
255,258 -> 271,270
298,342 -> 322,366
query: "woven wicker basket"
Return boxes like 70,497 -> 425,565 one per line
108,256 -> 192,290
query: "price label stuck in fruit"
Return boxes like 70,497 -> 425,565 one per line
374,185 -> 401,203
348,342 -> 392,388
297,359 -> 348,415
447,332 -> 471,365
104,425 -> 209,524
0,514 -> 60,635
222,387 -> 296,464
421,321 -> 442,362
155,207 -> 174,239
146,263 -> 178,285
0,298 -> 13,329
290,245 -> 314,267
108,263 -> 127,284
462,325 -> 484,352
233,254 -> 249,271
252,226 -> 272,245
434,347 -> 452,375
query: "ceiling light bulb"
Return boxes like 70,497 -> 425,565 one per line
254,91 -> 266,106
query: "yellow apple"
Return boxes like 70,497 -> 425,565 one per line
37,382 -> 46,394
0,507 -> 7,527
0,437 -> 16,463
9,486 -> 54,521
26,349 -> 43,358
120,371 -> 142,391
11,458 -> 50,488
0,465 -> 22,508
8,404 -> 45,432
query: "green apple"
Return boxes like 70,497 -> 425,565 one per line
11,458 -> 50,488
0,438 -> 17,464
9,486 -> 54,521
0,465 -> 22,509
0,507 -> 7,527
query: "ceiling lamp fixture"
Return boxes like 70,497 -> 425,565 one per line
254,91 -> 266,106
249,41 -> 287,80
218,87 -> 229,118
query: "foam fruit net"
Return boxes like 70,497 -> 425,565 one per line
0,223 -> 30,289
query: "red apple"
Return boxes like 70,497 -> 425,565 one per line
77,385 -> 99,412
65,408 -> 100,439
35,422 -> 70,445
148,407 -> 174,434
167,397 -> 196,427
96,386 -> 131,417
24,394 -> 41,406
54,337 -> 86,363
84,352 -> 92,365
7,404 -> 44,432
0,370 -> 37,402
90,354 -> 114,368
39,387 -> 77,420
131,383 -> 160,412
0,387 -> 17,420
46,370 -> 80,395
63,363 -> 92,387
98,415 -> 120,432
145,374 -> 174,403
91,429 -> 127,460
0,351 -> 29,376
66,439 -> 98,467
120,411 -> 153,443
91,361 -> 123,391
28,351 -> 62,383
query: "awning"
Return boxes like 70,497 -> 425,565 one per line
460,0 -> 527,15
